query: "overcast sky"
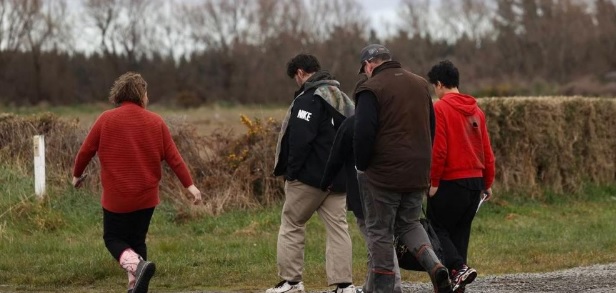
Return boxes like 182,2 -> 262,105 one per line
358,0 -> 402,37
358,0 -> 400,23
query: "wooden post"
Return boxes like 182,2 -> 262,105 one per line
33,135 -> 45,198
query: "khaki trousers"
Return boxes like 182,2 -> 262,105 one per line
277,180 -> 353,285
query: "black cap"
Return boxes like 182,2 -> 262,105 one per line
358,44 -> 391,73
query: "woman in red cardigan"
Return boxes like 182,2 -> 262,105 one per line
426,61 -> 496,293
72,72 -> 202,293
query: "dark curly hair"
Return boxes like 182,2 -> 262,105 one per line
427,60 -> 459,88
108,72 -> 148,107
286,54 -> 321,78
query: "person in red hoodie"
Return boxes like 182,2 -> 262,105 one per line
426,60 -> 495,293
72,72 -> 202,293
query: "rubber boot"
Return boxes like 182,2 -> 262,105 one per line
364,255 -> 402,293
414,244 -> 453,293
372,272 -> 395,293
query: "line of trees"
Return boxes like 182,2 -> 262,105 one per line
0,0 -> 615,107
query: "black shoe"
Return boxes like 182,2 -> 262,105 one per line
434,266 -> 453,293
133,260 -> 156,293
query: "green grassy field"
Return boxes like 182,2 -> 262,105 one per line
2,104 -> 616,292
2,163 -> 616,292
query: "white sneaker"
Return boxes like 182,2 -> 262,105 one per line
334,284 -> 358,293
265,280 -> 305,293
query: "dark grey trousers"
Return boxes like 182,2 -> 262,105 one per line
356,217 -> 402,293
357,172 -> 431,273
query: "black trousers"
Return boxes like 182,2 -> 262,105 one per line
103,207 -> 155,261
426,180 -> 481,271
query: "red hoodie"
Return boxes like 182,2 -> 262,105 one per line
430,92 -> 495,188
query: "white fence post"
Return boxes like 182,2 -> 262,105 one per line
33,135 -> 46,198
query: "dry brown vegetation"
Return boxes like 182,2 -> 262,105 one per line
0,112 -> 87,184
1,97 -> 615,219
160,115 -> 283,219
480,97 -> 616,197
0,111 -> 283,219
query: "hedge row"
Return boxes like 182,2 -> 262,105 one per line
1,97 -> 614,217
480,97 -> 615,196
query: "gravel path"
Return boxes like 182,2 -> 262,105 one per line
167,263 -> 616,293
5,263 -> 612,292
398,263 -> 616,293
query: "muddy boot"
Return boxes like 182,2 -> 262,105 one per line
414,244 -> 452,293
372,272 -> 395,293
432,265 -> 453,293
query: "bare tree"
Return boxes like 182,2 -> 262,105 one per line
0,0 -> 29,52
181,0 -> 253,53
17,0 -> 70,103
594,0 -> 616,69
84,0 -> 121,57
84,0 -> 159,68
179,0 -> 254,102
303,0 -> 366,43
440,0 -> 495,46
0,0 -> 29,91
249,0 -> 305,44
398,0 -> 434,38
114,0 -> 158,67
302,0 -> 367,74
155,0 -> 189,60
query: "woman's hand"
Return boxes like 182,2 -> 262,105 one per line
187,185 -> 203,205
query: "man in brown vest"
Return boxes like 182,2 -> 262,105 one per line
353,44 -> 453,293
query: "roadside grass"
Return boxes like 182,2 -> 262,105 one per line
470,185 -> 616,274
2,162 -> 616,292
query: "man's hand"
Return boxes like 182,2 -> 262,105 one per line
187,185 -> 203,205
428,186 -> 438,197
483,187 -> 492,201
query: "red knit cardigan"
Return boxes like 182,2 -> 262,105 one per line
73,102 -> 193,213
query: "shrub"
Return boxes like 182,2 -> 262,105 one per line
0,111 -> 283,220
480,97 -> 616,198
160,114 -> 283,219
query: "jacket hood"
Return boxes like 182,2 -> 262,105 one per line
304,71 -> 339,91
441,92 -> 478,116
294,71 -> 339,98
